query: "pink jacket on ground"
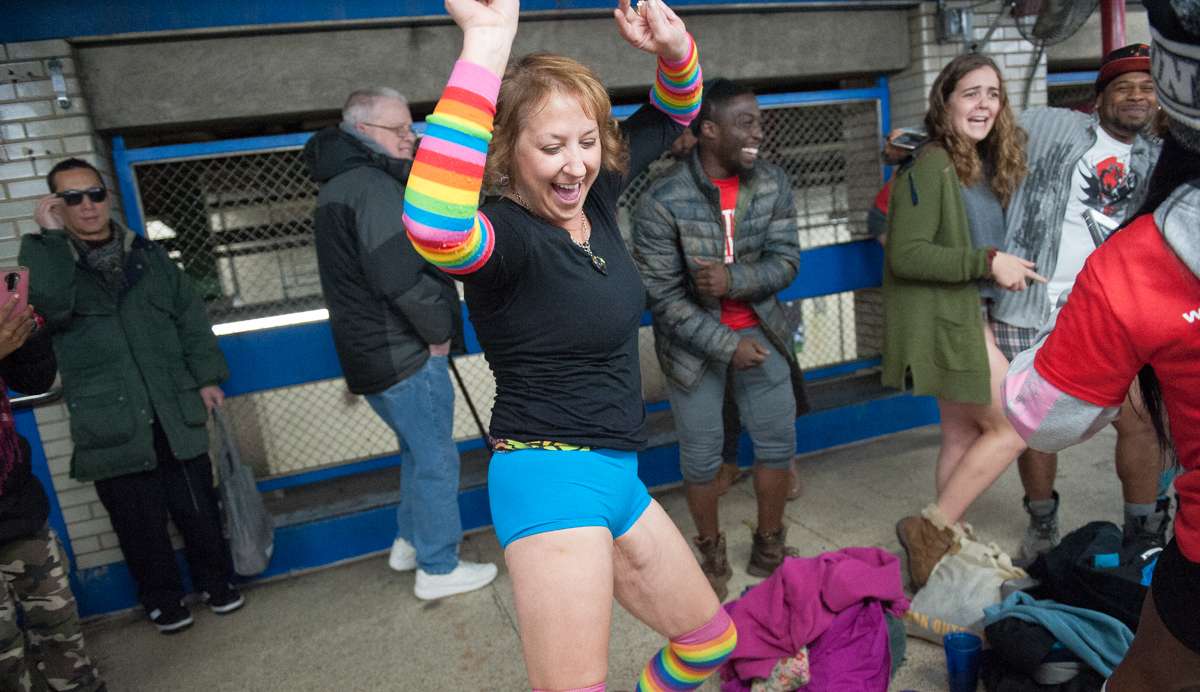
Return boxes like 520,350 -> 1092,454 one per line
720,547 -> 909,691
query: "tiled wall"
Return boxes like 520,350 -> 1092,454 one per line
2,38 -> 130,570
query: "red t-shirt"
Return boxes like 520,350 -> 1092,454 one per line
1034,215 -> 1200,561
873,180 -> 892,215
711,175 -> 760,330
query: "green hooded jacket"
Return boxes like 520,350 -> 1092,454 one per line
20,222 -> 228,482
882,145 -> 993,405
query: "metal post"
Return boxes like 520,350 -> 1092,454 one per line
1101,0 -> 1127,56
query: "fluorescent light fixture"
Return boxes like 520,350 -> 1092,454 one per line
212,309 -> 328,336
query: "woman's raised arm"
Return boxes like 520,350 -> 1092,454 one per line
402,0 -> 518,276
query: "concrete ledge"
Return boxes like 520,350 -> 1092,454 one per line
78,8 -> 908,131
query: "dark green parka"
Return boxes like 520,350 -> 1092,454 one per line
20,222 -> 228,482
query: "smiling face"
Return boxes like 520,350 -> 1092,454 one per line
510,90 -> 601,227
1096,72 -> 1156,142
51,167 -> 112,242
946,66 -> 1002,144
701,93 -> 764,178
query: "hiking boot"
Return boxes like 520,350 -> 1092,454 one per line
895,504 -> 960,590
148,601 -> 194,635
202,585 -> 245,615
1019,492 -> 1061,563
748,527 -> 800,578
694,533 -> 732,601
1123,496 -> 1172,553
414,560 -> 498,600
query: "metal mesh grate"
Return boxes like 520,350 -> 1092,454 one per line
619,101 -> 882,248
1047,82 -> 1095,110
132,97 -> 884,478
134,149 -> 322,323
619,100 -> 884,373
216,355 -> 495,476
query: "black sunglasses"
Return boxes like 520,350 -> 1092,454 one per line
56,187 -> 108,206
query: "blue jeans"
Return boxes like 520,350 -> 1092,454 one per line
366,355 -> 462,574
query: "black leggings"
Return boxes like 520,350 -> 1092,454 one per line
1152,538 -> 1200,655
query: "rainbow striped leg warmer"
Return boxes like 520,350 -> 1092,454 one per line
636,609 -> 737,690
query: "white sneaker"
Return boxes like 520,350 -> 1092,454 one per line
389,537 -> 417,572
414,561 -> 498,600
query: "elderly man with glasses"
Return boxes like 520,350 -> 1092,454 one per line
21,158 -> 243,635
303,88 -> 497,600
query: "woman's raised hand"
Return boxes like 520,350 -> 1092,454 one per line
614,0 -> 691,62
447,0 -> 518,76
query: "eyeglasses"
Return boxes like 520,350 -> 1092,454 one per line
362,122 -> 414,138
56,187 -> 108,206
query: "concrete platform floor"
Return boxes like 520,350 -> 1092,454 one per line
81,424 -> 1133,691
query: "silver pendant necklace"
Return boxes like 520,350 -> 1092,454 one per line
510,191 -> 607,275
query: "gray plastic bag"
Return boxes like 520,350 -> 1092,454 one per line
214,409 -> 275,576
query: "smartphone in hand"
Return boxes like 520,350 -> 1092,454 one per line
890,128 -> 929,151
0,267 -> 29,316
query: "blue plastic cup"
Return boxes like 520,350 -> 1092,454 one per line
943,631 -> 983,692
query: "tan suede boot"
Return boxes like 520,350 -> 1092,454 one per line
748,526 -> 801,578
694,533 -> 732,601
895,504 -> 962,589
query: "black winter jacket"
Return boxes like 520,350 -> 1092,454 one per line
0,329 -> 56,544
304,127 -> 462,394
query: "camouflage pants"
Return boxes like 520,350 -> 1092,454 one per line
0,527 -> 103,692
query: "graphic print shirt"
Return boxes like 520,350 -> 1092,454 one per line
711,175 -> 760,330
1047,126 -> 1137,306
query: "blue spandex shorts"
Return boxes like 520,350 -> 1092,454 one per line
488,448 -> 653,549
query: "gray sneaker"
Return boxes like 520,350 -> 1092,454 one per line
1019,493 -> 1061,562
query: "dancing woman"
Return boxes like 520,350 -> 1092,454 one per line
402,0 -> 734,688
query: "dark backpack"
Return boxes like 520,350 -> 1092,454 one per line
1027,521 -> 1158,631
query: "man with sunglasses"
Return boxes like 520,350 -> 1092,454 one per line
303,88 -> 497,600
21,158 -> 243,634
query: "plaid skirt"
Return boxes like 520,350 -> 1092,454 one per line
990,319 -> 1039,363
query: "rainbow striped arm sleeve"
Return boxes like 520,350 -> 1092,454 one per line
403,60 -> 501,276
650,35 -> 703,127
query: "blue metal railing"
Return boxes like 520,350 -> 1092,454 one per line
37,85 -> 903,614
1047,70 -> 1099,86
107,84 -> 891,491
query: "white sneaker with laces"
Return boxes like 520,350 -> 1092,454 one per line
414,561 -> 498,600
389,537 -> 417,572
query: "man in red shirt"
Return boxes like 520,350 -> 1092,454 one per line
635,80 -> 808,599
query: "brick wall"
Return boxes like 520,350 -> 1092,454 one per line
1,39 -> 130,571
889,3 -> 1048,131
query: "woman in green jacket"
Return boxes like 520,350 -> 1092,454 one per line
886,53 -> 1045,588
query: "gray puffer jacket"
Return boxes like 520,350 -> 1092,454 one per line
633,150 -> 806,403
